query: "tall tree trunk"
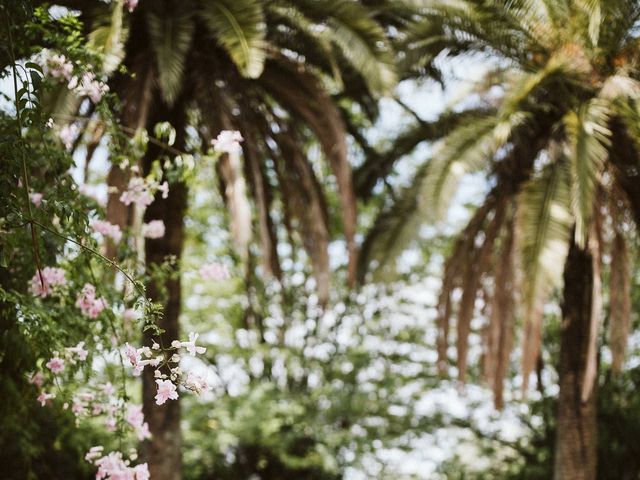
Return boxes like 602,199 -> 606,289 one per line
141,106 -> 188,480
554,241 -> 597,480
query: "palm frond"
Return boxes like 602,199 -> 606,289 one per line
487,215 -> 517,409
564,99 -> 611,247
146,5 -> 194,105
88,0 -> 126,74
357,165 -> 428,283
273,127 -> 331,305
260,58 -> 359,286
200,0 -> 266,78
423,113 -> 525,220
240,122 -> 281,279
456,198 -> 506,383
517,156 -> 573,392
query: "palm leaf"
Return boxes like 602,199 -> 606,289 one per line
260,58 -> 359,286
517,157 -> 573,393
146,5 -> 194,105
292,0 -> 396,93
199,0 -> 266,78
273,127 -> 331,305
88,0 -> 126,74
564,99 -> 611,247
424,113 -> 526,220
487,215 -> 516,409
357,165 -> 428,283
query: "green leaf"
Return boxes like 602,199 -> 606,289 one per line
146,5 -> 195,105
199,0 -> 266,78
563,98 -> 610,247
517,157 -> 573,314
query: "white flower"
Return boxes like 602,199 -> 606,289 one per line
211,130 -> 243,155
180,332 -> 206,356
142,220 -> 165,239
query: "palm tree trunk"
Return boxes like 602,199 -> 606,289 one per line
141,181 -> 186,480
554,241 -> 597,480
140,106 -> 188,480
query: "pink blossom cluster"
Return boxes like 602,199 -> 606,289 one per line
86,448 -> 150,480
119,177 -> 168,208
59,123 -> 79,149
184,372 -> 210,395
124,343 -> 162,377
212,130 -> 243,155
38,49 -> 74,81
65,341 -> 90,363
71,391 -> 96,418
30,267 -> 67,297
126,404 -> 151,441
154,379 -> 179,405
91,219 -> 123,243
46,356 -> 65,374
141,220 -> 165,239
68,72 -> 109,103
76,283 -> 108,318
37,391 -> 56,406
123,308 -> 140,324
29,371 -> 44,387
199,262 -> 230,281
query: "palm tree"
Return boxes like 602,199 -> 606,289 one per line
46,0 -> 403,477
359,1 -> 640,478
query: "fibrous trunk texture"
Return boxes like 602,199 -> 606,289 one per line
554,241 -> 598,480
140,104 -> 188,480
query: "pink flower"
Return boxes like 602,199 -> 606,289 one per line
66,341 -> 89,361
184,372 -> 211,395
59,123 -> 79,149
37,391 -> 55,406
126,404 -> 151,441
72,396 -> 88,416
46,356 -> 65,374
29,192 -> 43,207
199,262 -> 229,281
75,283 -> 107,318
133,464 -> 150,480
90,450 -> 149,480
68,72 -> 109,103
104,416 -> 117,432
124,0 -> 138,12
212,130 -> 243,155
124,343 -> 141,368
123,308 -> 139,323
142,220 -> 165,239
38,50 -> 73,81
119,177 -> 154,207
91,219 -> 123,243
124,344 -> 158,376
85,446 -> 104,462
48,54 -> 73,80
29,371 -> 44,387
101,382 -> 115,396
180,332 -> 206,356
29,267 -> 66,297
154,379 -> 178,405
